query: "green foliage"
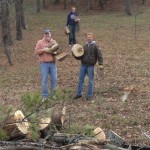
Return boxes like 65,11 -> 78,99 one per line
28,114 -> 41,142
21,92 -> 43,141
21,91 -> 41,112
66,124 -> 95,136
0,129 -> 8,140
51,88 -> 73,101
0,104 -> 13,140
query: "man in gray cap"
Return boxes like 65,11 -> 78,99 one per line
35,29 -> 57,101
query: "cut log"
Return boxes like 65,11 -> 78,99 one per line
93,127 -> 106,144
103,143 -> 128,150
39,105 -> 66,132
55,52 -> 68,61
51,105 -> 66,130
108,130 -> 127,147
2,110 -> 29,139
39,117 -> 51,130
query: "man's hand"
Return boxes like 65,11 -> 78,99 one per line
43,47 -> 51,53
99,65 -> 104,70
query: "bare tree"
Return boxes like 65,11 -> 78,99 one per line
43,0 -> 46,8
1,0 -> 13,65
64,0 -> 67,9
87,0 -> 92,12
15,0 -> 23,40
125,0 -> 132,15
36,0 -> 40,13
20,0 -> 26,29
54,0 -> 60,4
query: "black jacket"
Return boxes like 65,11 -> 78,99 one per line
81,42 -> 103,66
66,12 -> 78,27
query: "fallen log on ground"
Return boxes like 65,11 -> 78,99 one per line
2,110 -> 30,139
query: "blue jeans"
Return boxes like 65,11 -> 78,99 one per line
69,25 -> 76,45
77,65 -> 94,97
40,62 -> 57,98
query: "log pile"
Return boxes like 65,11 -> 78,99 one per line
0,109 -> 150,150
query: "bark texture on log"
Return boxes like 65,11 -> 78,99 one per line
3,110 -> 29,139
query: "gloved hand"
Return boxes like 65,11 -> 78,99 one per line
99,65 -> 104,70
43,47 -> 51,53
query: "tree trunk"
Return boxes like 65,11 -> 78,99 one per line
125,0 -> 132,15
75,0 -> 79,13
87,0 -> 92,12
1,0 -> 13,65
43,0 -> 46,8
99,0 -> 104,10
36,0 -> 40,13
1,0 -> 13,46
54,0 -> 60,4
20,0 -> 26,29
15,0 -> 23,40
64,0 -> 67,9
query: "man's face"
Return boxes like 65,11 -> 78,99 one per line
86,35 -> 93,43
71,7 -> 76,13
44,33 -> 51,42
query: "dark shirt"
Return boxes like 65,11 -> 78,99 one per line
66,12 -> 78,26
81,42 -> 103,66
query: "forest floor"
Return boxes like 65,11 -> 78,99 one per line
0,0 -> 150,147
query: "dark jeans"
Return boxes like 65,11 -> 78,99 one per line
69,25 -> 76,45
77,65 -> 94,97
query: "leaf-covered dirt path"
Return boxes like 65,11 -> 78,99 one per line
0,0 -> 150,146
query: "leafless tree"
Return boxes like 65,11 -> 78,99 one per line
36,0 -> 40,13
1,0 -> 13,65
64,0 -> 67,9
15,0 -> 23,40
125,0 -> 132,15
20,0 -> 26,29
87,0 -> 92,12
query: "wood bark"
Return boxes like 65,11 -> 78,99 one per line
43,0 -> 46,8
2,110 -> 29,139
1,0 -> 13,65
64,0 -> 67,9
36,0 -> 40,13
55,52 -> 68,61
1,0 -> 13,46
125,0 -> 132,15
15,0 -> 23,40
20,0 -> 26,29
104,144 -> 128,150
87,0 -> 92,12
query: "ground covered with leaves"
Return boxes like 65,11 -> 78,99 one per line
0,0 -> 150,147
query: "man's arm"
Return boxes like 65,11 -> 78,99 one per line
35,41 -> 46,55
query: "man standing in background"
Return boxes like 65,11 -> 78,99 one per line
66,6 -> 79,46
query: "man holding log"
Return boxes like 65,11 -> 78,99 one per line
73,33 -> 103,100
66,6 -> 79,46
35,29 -> 58,101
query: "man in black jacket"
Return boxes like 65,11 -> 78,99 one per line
74,33 -> 103,100
66,7 -> 78,46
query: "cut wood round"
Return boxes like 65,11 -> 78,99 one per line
51,105 -> 66,130
93,127 -> 106,144
39,117 -> 51,130
3,110 -> 29,139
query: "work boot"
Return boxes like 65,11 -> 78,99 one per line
86,96 -> 93,101
73,95 -> 82,100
